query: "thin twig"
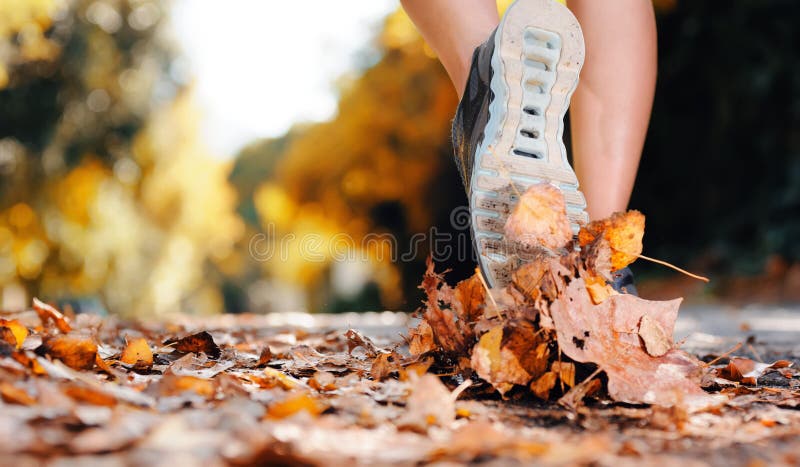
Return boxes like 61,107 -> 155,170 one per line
703,342 -> 742,369
476,267 -> 503,322
747,343 -> 764,363
450,379 -> 473,401
636,253 -> 710,282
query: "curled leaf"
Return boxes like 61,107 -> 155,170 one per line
33,298 -> 72,333
170,331 -> 220,359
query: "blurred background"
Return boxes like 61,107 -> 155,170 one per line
0,0 -> 798,316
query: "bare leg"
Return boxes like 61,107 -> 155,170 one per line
568,0 -> 657,220
400,0 -> 499,98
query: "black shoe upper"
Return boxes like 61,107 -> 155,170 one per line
452,29 -> 497,194
610,267 -> 638,295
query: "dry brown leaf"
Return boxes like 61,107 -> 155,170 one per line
551,361 -> 576,388
0,326 -> 17,349
530,371 -> 557,399
267,392 -> 326,419
550,279 -> 714,407
504,184 -> 573,251
158,373 -> 216,398
344,328 -> 380,357
0,319 -> 28,349
32,297 -> 72,333
120,336 -> 154,369
63,384 -> 117,406
584,273 -> 617,305
399,358 -> 434,381
370,351 -> 401,381
407,320 -> 436,356
0,382 -> 36,405
94,354 -> 115,375
258,367 -> 303,390
170,331 -> 221,359
308,371 -> 337,392
420,258 -> 467,354
471,322 -> 548,395
638,315 -> 673,357
454,273 -> 486,322
257,346 -> 273,366
717,358 -> 794,385
397,374 -> 457,431
579,211 -> 645,272
38,333 -> 97,371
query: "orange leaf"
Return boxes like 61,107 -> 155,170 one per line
267,393 -> 326,419
579,211 -> 645,272
0,382 -> 36,405
120,336 -> 153,369
39,333 -> 97,370
63,384 -> 117,406
504,184 -> 573,251
32,297 -> 72,333
0,319 -> 28,349
158,373 -> 215,398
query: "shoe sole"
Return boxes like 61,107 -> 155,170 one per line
470,0 -> 588,289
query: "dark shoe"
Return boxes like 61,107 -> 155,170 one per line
610,267 -> 638,295
452,0 -> 588,288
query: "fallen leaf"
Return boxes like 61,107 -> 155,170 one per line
420,258 -> 468,354
257,346 -> 273,366
308,371 -> 337,392
344,329 -> 380,357
258,367 -> 303,390
370,351 -> 400,381
38,333 -> 97,370
63,384 -> 117,406
0,319 -> 28,349
407,320 -> 436,356
584,273 -> 617,305
158,373 -> 215,398
397,374 -> 457,431
170,331 -> 221,359
638,315 -> 673,357
717,358 -> 794,385
471,322 -> 548,395
530,371 -> 557,399
120,336 -> 154,369
504,184 -> 573,251
454,273 -> 486,322
267,392 -> 326,419
551,361 -> 575,388
550,279 -> 713,407
32,297 -> 72,333
0,382 -> 36,405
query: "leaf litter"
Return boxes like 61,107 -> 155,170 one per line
0,183 -> 799,465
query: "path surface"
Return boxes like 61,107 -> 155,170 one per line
2,304 -> 799,466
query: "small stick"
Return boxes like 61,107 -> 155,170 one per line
476,267 -> 504,322
636,253 -> 710,282
747,343 -> 764,363
703,342 -> 742,369
450,378 -> 473,401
